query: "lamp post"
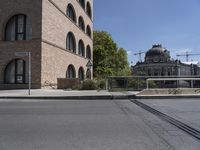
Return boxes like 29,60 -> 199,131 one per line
28,52 -> 31,95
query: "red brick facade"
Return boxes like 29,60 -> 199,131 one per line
0,0 -> 93,89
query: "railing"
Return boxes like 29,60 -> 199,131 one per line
106,76 -> 200,91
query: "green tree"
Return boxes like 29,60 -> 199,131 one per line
93,31 -> 117,78
115,48 -> 131,76
93,30 -> 131,78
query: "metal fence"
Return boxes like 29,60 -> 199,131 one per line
106,76 -> 200,91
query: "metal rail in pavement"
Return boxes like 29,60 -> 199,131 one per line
131,99 -> 200,141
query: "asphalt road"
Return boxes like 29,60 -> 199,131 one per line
140,98 -> 200,131
0,99 -> 200,150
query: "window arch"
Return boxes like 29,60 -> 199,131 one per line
78,67 -> 84,81
78,16 -> 85,31
86,45 -> 91,59
78,40 -> 85,57
86,69 -> 91,79
5,14 -> 32,41
86,25 -> 91,38
67,4 -> 77,23
4,59 -> 26,84
79,0 -> 85,9
67,64 -> 76,79
67,32 -> 76,53
86,2 -> 92,19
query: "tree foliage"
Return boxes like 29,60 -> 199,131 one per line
93,30 -> 131,78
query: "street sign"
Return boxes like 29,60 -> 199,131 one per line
86,60 -> 93,68
15,52 -> 29,57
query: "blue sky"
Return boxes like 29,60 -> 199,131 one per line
93,0 -> 200,65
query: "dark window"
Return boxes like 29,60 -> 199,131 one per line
86,2 -> 92,19
4,59 -> 26,84
67,65 -> 76,79
148,69 -> 151,76
67,4 -> 76,23
78,67 -> 84,81
78,40 -> 85,57
86,45 -> 91,59
67,32 -> 76,53
5,14 -> 32,41
86,25 -> 91,37
78,16 -> 85,31
161,67 -> 165,76
79,0 -> 85,9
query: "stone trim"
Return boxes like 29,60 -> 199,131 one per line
42,39 -> 91,61
0,38 -> 41,42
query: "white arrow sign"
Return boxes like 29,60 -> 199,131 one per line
86,60 -> 93,68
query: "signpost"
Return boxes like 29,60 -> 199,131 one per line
15,52 -> 31,95
86,60 -> 93,69
86,60 -> 93,79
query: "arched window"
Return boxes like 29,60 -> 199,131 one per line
4,59 -> 26,84
78,16 -> 85,31
86,2 -> 92,19
86,45 -> 91,59
78,40 -> 85,57
78,67 -> 84,81
86,69 -> 91,79
5,14 -> 32,41
67,4 -> 77,23
67,32 -> 76,53
86,25 -> 91,38
79,0 -> 85,9
67,64 -> 76,79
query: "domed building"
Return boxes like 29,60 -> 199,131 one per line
145,44 -> 170,63
132,44 -> 200,77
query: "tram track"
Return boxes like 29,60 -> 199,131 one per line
131,99 -> 200,141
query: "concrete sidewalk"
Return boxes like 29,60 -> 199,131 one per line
0,89 -> 138,99
136,89 -> 200,99
1,89 -> 199,99
136,94 -> 200,99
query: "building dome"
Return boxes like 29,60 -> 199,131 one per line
145,44 -> 170,63
146,44 -> 166,57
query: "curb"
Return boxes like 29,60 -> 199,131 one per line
0,95 -> 136,100
1,94 -> 199,100
136,95 -> 200,99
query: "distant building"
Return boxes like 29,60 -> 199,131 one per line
132,44 -> 200,76
0,0 -> 93,89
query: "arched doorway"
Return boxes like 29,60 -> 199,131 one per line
4,59 -> 26,84
86,69 -> 91,79
78,67 -> 84,81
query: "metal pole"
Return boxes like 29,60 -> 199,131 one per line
28,52 -> 31,95
146,79 -> 149,89
191,80 -> 194,88
106,78 -> 108,91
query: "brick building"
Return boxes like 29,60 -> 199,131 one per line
0,0 -> 93,89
